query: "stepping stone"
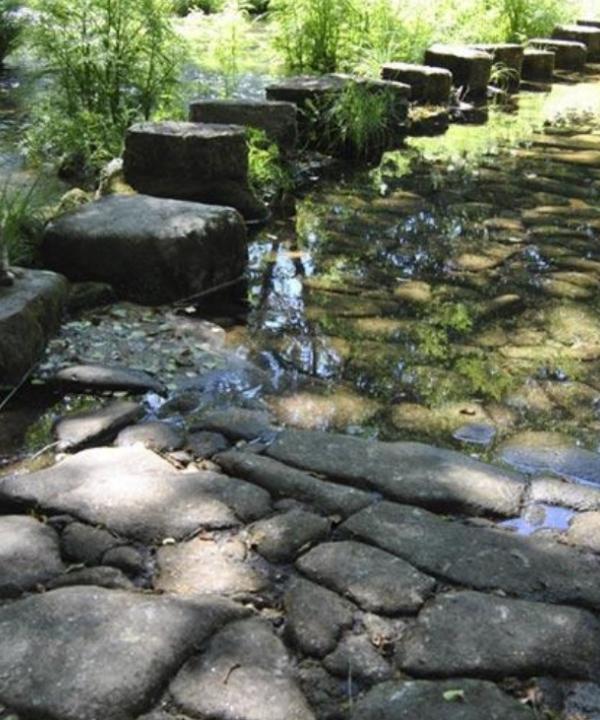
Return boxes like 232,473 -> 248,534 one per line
567,511 -> 600,552
115,421 -> 185,452
156,536 -> 269,599
578,19 -> 600,29
0,586 -> 246,720
265,430 -> 526,517
216,449 -> 374,518
381,62 -> 452,104
52,363 -> 166,395
530,476 -> 600,511
498,431 -> 600,485
297,540 -> 435,615
123,121 -> 265,221
324,635 -> 392,685
452,422 -> 497,447
528,39 -> 587,70
43,195 -> 248,305
351,679 -> 534,719
189,98 -> 298,151
246,510 -> 331,563
473,43 -> 524,91
170,619 -> 315,720
284,577 -> 355,657
0,268 -> 68,387
397,590 -> 600,681
54,399 -> 143,450
189,406 -> 275,441
0,446 -> 271,543
553,23 -> 600,61
424,44 -> 492,97
342,501 -> 600,608
0,516 -> 64,597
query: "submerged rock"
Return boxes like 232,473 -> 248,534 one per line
43,194 -> 248,304
0,268 -> 68,387
52,363 -> 166,395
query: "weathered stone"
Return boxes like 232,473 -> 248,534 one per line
170,618 -> 315,720
553,23 -> 600,61
216,449 -> 374,518
297,662 -> 346,720
522,48 -> 556,81
473,43 -> 524,91
247,510 -> 331,563
351,679 -> 534,720
498,431 -> 600,485
156,536 -> 269,599
528,38 -> 587,70
343,501 -> 600,608
0,516 -> 64,597
189,99 -> 298,150
189,407 -> 275,441
52,363 -> 166,395
530,476 -> 600,511
381,62 -> 452,104
0,587 -> 247,720
424,45 -> 492,97
46,566 -> 134,590
323,635 -> 392,685
115,421 -> 185,452
266,430 -> 525,517
186,430 -> 229,458
102,545 -> 147,576
0,446 -> 271,543
567,512 -> 600,552
0,268 -> 68,387
297,541 -> 435,615
452,422 -> 497,447
123,121 -> 265,221
285,578 -> 355,657
67,281 -> 117,313
43,195 -> 248,304
397,591 -> 600,681
61,521 -> 121,565
54,400 -> 143,450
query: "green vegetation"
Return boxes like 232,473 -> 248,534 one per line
0,0 -> 22,66
24,0 -> 186,175
247,128 -> 292,196
0,180 -> 46,273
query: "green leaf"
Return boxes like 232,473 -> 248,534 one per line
443,689 -> 465,703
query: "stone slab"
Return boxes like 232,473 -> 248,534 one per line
397,590 -> 600,681
297,540 -> 435,614
343,501 -> 600,608
381,62 -> 452,104
0,268 -> 68,387
424,45 -> 493,96
265,430 -> 525,517
553,23 -> 600,61
521,48 -> 555,82
528,38 -> 587,70
54,399 -> 143,450
0,586 -> 247,720
473,43 -> 524,90
246,510 -> 331,563
189,98 -> 298,150
0,446 -> 271,543
43,195 -> 248,304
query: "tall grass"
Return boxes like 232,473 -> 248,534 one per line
0,180 -> 46,275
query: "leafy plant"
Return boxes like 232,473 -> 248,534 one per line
0,180 -> 47,277
247,127 -> 292,195
24,0 -> 186,174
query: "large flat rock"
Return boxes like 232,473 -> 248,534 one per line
381,63 -> 452,104
43,194 -> 247,304
424,45 -> 492,96
0,446 -> 271,543
0,586 -> 247,720
170,618 -> 315,720
0,268 -> 68,387
351,679 -> 534,719
123,121 -> 265,221
265,430 -> 525,517
522,47 -> 556,81
397,590 -> 600,681
528,38 -> 587,70
189,99 -> 298,150
54,399 -> 143,450
342,501 -> 600,608
297,540 -> 435,614
0,515 -> 65,597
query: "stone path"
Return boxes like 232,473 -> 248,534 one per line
2,414 -> 600,719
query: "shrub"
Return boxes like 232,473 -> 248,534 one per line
0,180 -> 46,275
247,128 -> 292,195
493,0 -> 575,42
24,0 -> 186,174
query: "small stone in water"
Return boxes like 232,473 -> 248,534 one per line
452,423 -> 497,446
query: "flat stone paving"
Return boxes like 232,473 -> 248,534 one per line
2,423 -> 600,719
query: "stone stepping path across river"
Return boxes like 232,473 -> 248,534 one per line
2,423 -> 600,719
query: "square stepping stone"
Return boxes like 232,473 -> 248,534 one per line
528,38 -> 587,70
522,47 -> 556,82
189,98 -> 298,151
381,62 -> 452,104
0,268 -> 67,386
473,43 -> 524,91
123,121 -> 266,221
424,44 -> 493,98
553,23 -> 600,61
43,194 -> 247,305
